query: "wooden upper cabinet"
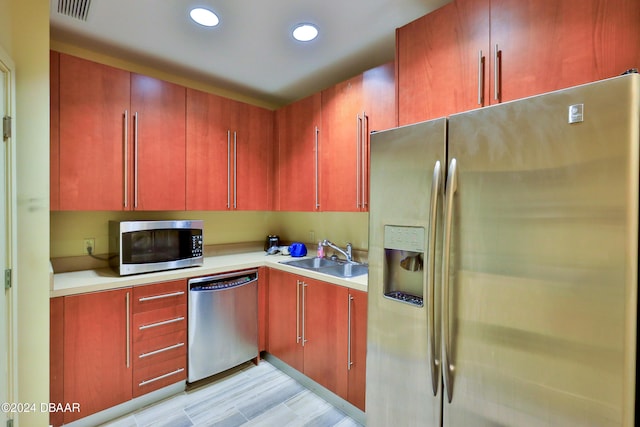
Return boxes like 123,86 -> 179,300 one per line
186,88 -> 233,210
321,74 -> 365,212
186,89 -> 273,211
275,93 -> 322,211
397,0 -> 640,124
58,53 -> 131,210
54,53 -> 188,211
130,73 -> 186,211
397,0 -> 489,126
363,61 -> 397,132
234,102 -> 274,210
491,0 -> 640,103
320,62 -> 395,212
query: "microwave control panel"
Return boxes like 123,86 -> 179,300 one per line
192,234 -> 204,257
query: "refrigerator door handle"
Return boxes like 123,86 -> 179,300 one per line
427,160 -> 442,396
442,157 -> 458,403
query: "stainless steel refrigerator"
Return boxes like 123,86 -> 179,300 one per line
367,74 -> 639,427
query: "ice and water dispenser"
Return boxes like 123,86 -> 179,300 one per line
383,225 -> 425,307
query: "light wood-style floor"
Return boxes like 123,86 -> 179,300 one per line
99,361 -> 363,427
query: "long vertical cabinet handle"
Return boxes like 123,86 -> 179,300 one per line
347,294 -> 354,370
296,280 -> 302,343
361,112 -> 369,209
494,44 -> 501,102
442,158 -> 458,403
426,160 -> 442,396
125,291 -> 130,368
123,110 -> 129,208
227,131 -> 231,209
302,282 -> 308,346
233,131 -> 238,210
133,112 -> 139,209
356,115 -> 362,209
477,51 -> 485,106
315,126 -> 320,210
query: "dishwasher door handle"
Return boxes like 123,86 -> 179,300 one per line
189,276 -> 258,292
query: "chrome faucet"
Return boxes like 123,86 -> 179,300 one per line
322,239 -> 353,263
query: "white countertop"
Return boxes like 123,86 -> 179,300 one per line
51,251 -> 368,297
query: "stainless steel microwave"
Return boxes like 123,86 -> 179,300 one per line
109,220 -> 204,276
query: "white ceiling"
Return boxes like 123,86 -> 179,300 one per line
50,0 -> 448,107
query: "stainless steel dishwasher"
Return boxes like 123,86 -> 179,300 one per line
188,269 -> 258,382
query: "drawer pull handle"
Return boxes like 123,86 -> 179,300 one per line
138,291 -> 185,302
138,342 -> 185,359
139,316 -> 184,330
138,367 -> 185,387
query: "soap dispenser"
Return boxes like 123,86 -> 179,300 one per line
316,241 -> 324,258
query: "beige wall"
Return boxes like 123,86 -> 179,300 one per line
1,0 -> 50,426
50,211 -> 369,258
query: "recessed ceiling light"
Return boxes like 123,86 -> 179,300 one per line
190,7 -> 219,27
292,23 -> 318,42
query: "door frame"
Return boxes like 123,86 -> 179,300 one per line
0,43 -> 18,425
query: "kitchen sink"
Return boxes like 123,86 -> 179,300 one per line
281,257 -> 341,270
318,263 -> 368,278
280,258 -> 368,278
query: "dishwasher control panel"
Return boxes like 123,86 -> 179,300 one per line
189,270 -> 258,291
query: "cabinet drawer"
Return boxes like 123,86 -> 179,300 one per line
133,354 -> 186,398
133,304 -> 186,342
133,330 -> 186,370
133,280 -> 187,313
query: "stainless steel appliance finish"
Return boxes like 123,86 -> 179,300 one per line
188,269 -> 259,383
367,75 -> 639,427
109,220 -> 203,276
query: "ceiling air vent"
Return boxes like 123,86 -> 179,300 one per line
57,0 -> 92,21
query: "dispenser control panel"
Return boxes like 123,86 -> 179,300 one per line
383,225 -> 425,252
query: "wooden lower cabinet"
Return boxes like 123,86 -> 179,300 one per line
267,269 -> 304,371
346,289 -> 367,411
131,280 -> 187,398
267,269 -> 367,410
50,280 -> 187,426
258,267 -> 269,352
55,288 -> 133,425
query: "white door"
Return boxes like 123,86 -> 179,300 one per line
0,48 -> 14,426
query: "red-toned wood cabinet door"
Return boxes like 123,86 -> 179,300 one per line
130,73 -> 186,210
396,0 -> 490,126
50,51 -> 60,211
302,277 -> 349,399
62,288 -> 132,424
275,93 -> 322,211
186,88 -> 232,210
321,74 -> 365,212
361,61 -> 397,211
347,289 -> 367,411
234,102 -> 274,210
363,61 -> 396,132
258,267 -> 269,352
267,269 -> 304,372
491,0 -> 640,103
58,53 -> 130,210
49,297 -> 64,427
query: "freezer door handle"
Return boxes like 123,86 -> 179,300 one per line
427,160 -> 442,396
442,157 -> 458,403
